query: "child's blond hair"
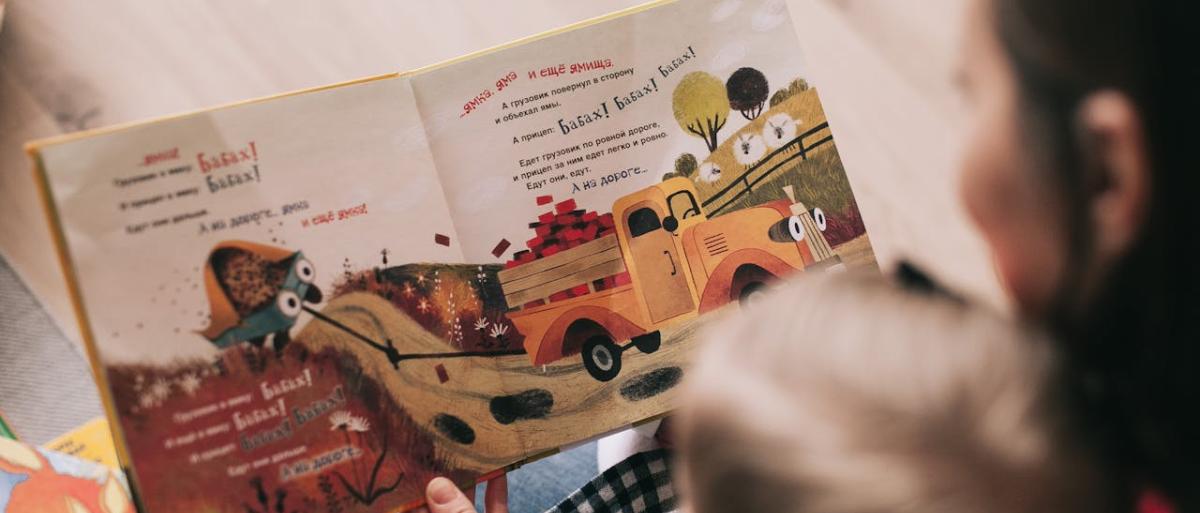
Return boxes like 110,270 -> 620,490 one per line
677,271 -> 1110,513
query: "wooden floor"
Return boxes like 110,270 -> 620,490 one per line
0,0 -> 1005,352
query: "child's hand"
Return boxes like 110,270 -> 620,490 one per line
655,416 -> 675,449
419,474 -> 508,513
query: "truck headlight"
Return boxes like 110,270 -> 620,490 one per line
768,215 -> 805,243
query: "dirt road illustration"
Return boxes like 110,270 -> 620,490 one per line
298,292 -> 702,473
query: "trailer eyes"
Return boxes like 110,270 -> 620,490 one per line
811,208 -> 827,232
294,258 -> 315,284
277,290 -> 303,317
788,216 -> 806,241
769,215 -> 806,243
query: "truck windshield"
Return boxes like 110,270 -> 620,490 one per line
667,190 -> 701,220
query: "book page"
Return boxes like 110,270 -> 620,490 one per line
412,0 -> 875,457
35,76 -> 475,512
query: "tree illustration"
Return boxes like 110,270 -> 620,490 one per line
674,153 -> 698,178
726,67 -> 769,120
672,72 -> 730,153
769,78 -> 810,107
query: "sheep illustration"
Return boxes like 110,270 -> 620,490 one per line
699,162 -> 723,183
733,133 -> 767,167
761,113 -> 798,149
198,241 -> 323,354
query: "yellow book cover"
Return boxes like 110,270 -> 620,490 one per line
27,0 -> 875,511
43,417 -> 121,470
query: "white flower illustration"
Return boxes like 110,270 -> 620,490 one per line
347,416 -> 371,433
149,379 -> 171,403
330,410 -> 353,431
474,318 -> 490,331
138,392 -> 157,409
489,323 -> 509,339
177,373 -> 202,396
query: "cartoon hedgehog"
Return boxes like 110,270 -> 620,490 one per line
198,241 -> 322,353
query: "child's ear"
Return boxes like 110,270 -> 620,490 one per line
1076,91 -> 1150,264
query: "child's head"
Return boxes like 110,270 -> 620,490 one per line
676,271 -> 1111,513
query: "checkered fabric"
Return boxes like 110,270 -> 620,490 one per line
546,448 -> 677,513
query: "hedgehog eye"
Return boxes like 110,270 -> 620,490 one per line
294,258 -> 315,284
277,290 -> 302,317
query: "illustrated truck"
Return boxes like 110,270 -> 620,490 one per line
497,177 -> 840,381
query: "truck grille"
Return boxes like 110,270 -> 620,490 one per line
704,233 -> 728,256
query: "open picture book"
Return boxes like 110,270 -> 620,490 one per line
27,0 -> 876,511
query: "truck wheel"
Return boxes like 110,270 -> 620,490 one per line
739,282 -> 768,307
582,335 -> 622,382
632,331 -> 662,354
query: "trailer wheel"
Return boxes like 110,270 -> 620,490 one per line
582,335 -> 622,382
632,331 -> 662,354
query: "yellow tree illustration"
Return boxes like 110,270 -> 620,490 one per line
672,72 -> 731,152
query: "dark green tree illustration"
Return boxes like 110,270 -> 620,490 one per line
726,67 -> 769,120
769,78 -> 810,107
674,153 -> 698,178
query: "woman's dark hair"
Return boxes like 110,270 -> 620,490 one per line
993,0 -> 1199,509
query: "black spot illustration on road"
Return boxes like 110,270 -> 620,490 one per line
620,367 -> 683,402
489,389 -> 554,425
433,414 -> 475,445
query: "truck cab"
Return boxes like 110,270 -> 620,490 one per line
614,177 -> 831,326
501,177 -> 837,381
609,179 -> 704,330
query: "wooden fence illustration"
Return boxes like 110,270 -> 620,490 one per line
701,121 -> 834,216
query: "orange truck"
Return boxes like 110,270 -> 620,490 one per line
497,177 -> 840,381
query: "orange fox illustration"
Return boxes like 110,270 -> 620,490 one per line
0,438 -> 132,513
